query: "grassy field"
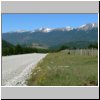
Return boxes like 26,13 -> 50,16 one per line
27,50 -> 98,86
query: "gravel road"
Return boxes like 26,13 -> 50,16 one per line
2,53 -> 47,86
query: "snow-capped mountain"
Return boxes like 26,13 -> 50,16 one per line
33,23 -> 97,33
52,26 -> 73,32
64,26 -> 73,31
5,23 -> 97,34
35,27 -> 53,33
2,23 -> 98,48
33,26 -> 73,33
78,23 -> 98,31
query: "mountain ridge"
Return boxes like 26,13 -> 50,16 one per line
3,23 -> 98,34
2,23 -> 98,48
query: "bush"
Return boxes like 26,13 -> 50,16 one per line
88,43 -> 98,49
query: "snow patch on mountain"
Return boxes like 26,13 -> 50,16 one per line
78,23 -> 97,31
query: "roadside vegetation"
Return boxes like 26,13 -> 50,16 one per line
2,44 -> 49,56
27,50 -> 98,86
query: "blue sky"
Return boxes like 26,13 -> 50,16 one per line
2,14 -> 98,33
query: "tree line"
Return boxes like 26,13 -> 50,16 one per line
2,43 -> 98,56
2,44 -> 49,56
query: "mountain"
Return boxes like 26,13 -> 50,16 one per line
78,23 -> 98,31
2,23 -> 98,48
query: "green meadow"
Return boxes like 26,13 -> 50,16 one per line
27,50 -> 98,86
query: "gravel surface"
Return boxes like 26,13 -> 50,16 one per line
2,53 -> 47,86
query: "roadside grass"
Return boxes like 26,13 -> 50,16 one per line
26,51 -> 98,86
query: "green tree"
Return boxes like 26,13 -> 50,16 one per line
15,44 -> 23,54
88,43 -> 98,49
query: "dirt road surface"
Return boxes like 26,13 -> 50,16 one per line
2,53 -> 47,86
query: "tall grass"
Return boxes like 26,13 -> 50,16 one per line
27,50 -> 98,86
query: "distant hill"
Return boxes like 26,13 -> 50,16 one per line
2,40 -> 14,48
2,23 -> 98,49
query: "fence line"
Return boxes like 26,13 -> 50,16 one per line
62,49 -> 98,56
